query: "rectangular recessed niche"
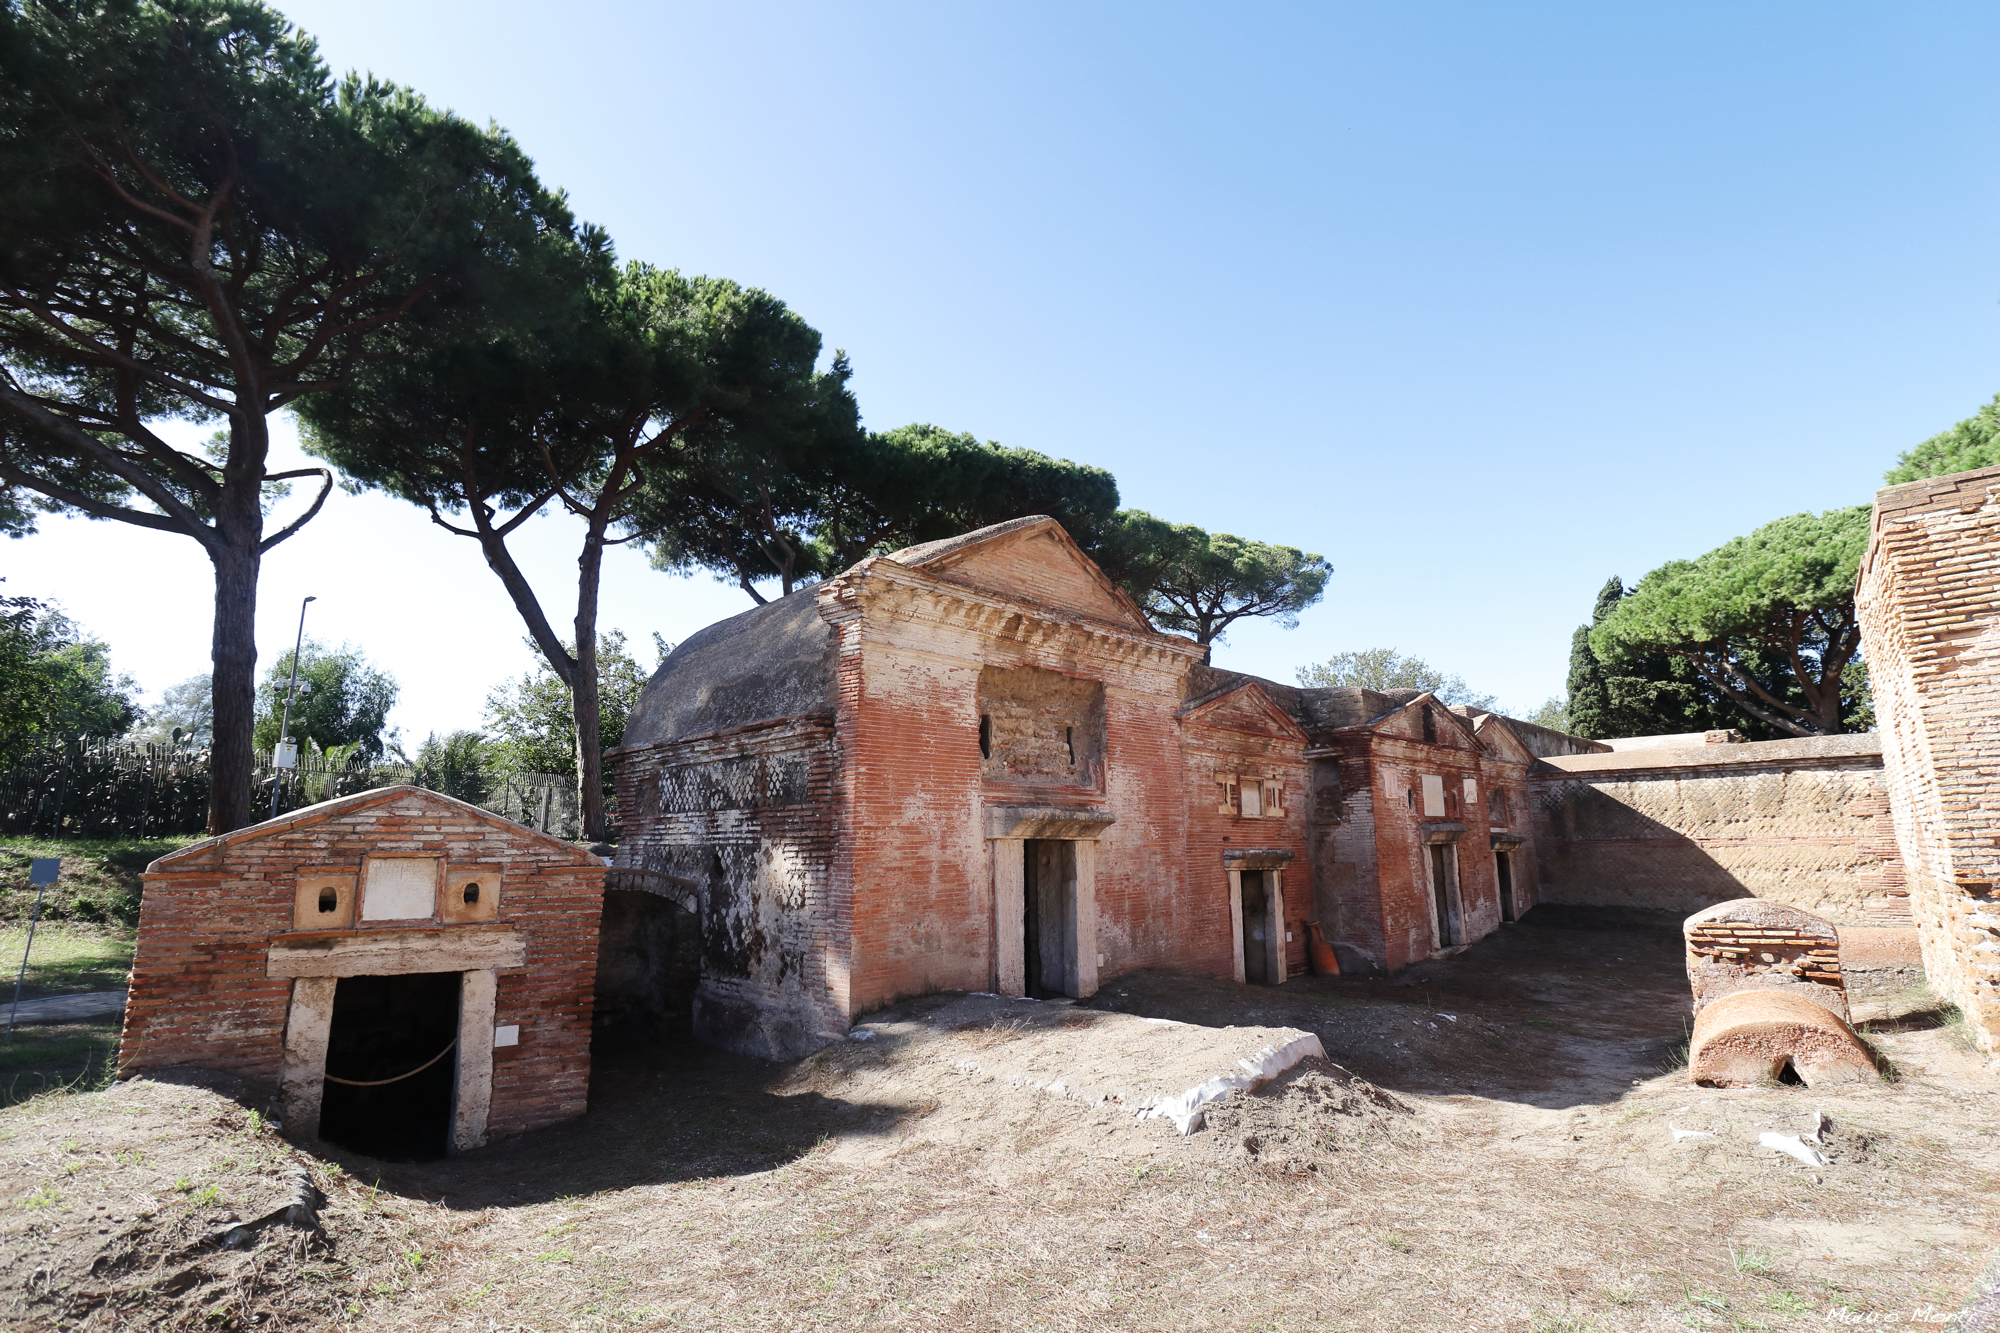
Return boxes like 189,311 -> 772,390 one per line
444,867 -> 501,924
1421,774 -> 1447,817
293,873 -> 356,930
361,857 -> 440,921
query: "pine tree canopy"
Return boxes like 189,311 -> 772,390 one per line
1885,392 -> 2000,485
1590,507 -> 1870,737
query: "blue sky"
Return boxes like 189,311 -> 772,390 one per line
12,0 -> 2000,739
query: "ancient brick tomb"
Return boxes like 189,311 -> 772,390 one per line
122,787 -> 606,1159
1857,461 -> 2000,1054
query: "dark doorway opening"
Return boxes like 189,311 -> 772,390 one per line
319,971 -> 460,1162
1496,851 -> 1516,922
1429,845 -> 1459,948
1023,839 -> 1077,998
1241,869 -> 1270,985
594,889 -> 700,1043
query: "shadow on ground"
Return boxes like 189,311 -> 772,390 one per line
343,906 -> 1734,1204
342,1021 -> 926,1209
1085,903 -> 1695,1110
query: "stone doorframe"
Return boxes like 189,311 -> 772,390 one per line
986,806 -> 1116,999
1224,848 -> 1295,985
268,927 -> 526,1154
1421,822 -> 1467,951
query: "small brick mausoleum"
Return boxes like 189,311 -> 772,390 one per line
121,787 -> 606,1158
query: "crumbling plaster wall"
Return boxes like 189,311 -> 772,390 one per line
1308,739 -> 1387,974
978,665 -> 1106,786
823,562 -> 1205,1013
611,717 -> 842,1062
1368,709 -> 1501,969
1529,737 -> 1907,925
1856,464 -> 2000,1051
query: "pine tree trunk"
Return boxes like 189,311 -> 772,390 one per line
205,421 -> 269,834
573,521 -> 607,843
206,542 -> 262,833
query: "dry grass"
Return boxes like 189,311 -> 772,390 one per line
9,913 -> 1996,1331
335,916 -> 2000,1332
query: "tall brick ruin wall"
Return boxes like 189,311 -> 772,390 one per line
1530,735 -> 1907,925
1856,464 -> 2000,1052
611,717 -> 844,1062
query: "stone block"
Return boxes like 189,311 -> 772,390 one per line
1688,988 -> 1877,1088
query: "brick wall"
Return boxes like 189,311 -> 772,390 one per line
1307,734 -> 1384,973
1367,710 -> 1496,969
833,558 -> 1206,1013
1530,736 -> 1908,925
1856,464 -> 2000,1051
1180,688 -> 1311,978
610,718 -> 842,1061
123,789 -> 603,1139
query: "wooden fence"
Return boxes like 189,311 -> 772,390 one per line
0,741 -> 586,841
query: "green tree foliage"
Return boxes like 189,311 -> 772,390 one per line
300,256 -> 842,838
0,594 -> 140,758
409,729 -> 491,805
251,639 -> 398,761
0,0 -> 577,832
133,673 -> 212,747
1110,515 -> 1330,646
1591,508 -> 1871,737
1885,392 -> 2000,484
1517,697 -> 1571,732
1565,577 -> 1737,739
646,423 -> 1123,600
644,426 -> 1331,654
1294,648 -> 1496,711
482,631 -> 663,791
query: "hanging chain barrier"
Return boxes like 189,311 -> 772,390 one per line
323,1035 -> 459,1088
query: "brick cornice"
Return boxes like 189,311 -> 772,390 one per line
822,557 -> 1207,672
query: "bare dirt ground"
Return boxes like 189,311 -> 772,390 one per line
0,1070 -> 433,1329
2,906 -> 1996,1331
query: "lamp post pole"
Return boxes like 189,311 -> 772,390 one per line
271,595 -> 316,819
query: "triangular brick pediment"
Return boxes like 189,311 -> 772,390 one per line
147,786 -> 604,870
1367,693 -> 1478,749
1181,682 -> 1310,742
1471,713 -> 1536,765
885,517 -> 1151,630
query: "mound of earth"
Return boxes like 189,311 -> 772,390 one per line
1197,1057 -> 1415,1173
0,1070 -> 435,1330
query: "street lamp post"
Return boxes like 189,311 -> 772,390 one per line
271,595 -> 317,819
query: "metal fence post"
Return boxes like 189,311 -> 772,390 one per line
6,859 -> 59,1035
